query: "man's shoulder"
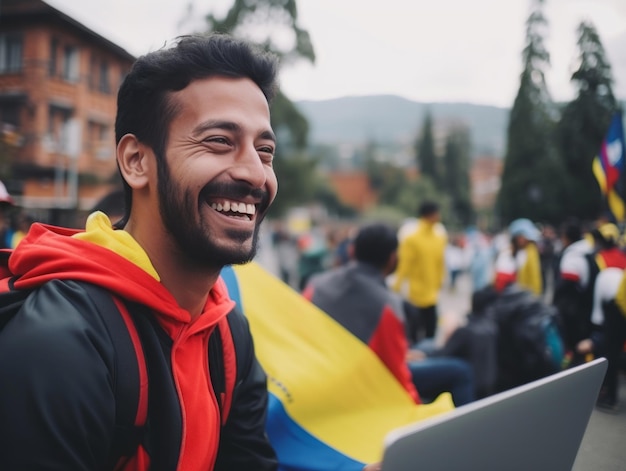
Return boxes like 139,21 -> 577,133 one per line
4,280 -> 115,338
0,280 -> 120,375
308,265 -> 348,287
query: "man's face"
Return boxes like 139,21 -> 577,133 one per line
157,76 -> 277,268
513,234 -> 529,249
424,211 -> 440,224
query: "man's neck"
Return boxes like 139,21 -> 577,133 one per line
125,221 -> 221,320
157,265 -> 220,320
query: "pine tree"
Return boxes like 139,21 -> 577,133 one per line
442,125 -> 474,227
556,21 -> 619,221
416,110 -> 439,186
496,0 -> 564,225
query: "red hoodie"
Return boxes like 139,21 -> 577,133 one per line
0,220 -> 275,470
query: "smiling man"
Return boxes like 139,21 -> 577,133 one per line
0,34 -> 279,470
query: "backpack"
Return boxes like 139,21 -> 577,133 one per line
492,285 -> 565,392
0,276 -> 247,468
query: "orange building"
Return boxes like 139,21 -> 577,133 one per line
469,156 -> 503,210
0,0 -> 135,221
326,171 -> 378,212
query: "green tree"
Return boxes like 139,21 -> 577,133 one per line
416,110 -> 439,186
408,176 -> 452,224
362,139 -> 421,217
442,125 -> 474,227
204,0 -> 315,66
556,21 -> 619,221
496,0 -> 565,225
365,157 -> 411,209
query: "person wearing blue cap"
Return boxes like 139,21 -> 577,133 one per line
494,218 -> 543,296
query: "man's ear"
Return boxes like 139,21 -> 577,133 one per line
347,242 -> 355,261
117,134 -> 151,189
384,250 -> 399,276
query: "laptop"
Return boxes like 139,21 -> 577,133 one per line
382,358 -> 607,471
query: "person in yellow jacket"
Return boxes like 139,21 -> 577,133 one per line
392,201 -> 447,343
493,218 -> 543,296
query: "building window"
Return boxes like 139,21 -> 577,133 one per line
0,34 -> 23,74
0,102 -> 20,127
62,46 -> 80,83
99,60 -> 110,94
46,106 -> 73,153
0,102 -> 22,147
87,120 -> 112,160
89,54 -> 97,90
49,38 -> 58,77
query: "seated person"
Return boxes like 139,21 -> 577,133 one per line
428,286 -> 499,399
303,222 -> 475,406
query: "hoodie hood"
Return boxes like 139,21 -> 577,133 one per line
5,212 -> 234,324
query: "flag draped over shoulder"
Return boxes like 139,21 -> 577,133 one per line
221,263 -> 454,471
592,112 -> 626,222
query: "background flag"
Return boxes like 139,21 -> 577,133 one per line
592,112 -> 626,222
221,263 -> 454,471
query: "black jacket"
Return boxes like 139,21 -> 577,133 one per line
0,222 -> 278,471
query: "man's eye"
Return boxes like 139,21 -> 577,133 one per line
204,136 -> 230,145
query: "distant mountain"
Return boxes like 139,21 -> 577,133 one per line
294,95 -> 510,158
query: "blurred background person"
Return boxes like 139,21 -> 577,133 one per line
304,222 -> 475,407
445,233 -> 466,292
392,201 -> 447,343
464,226 -> 494,293
493,218 -> 543,296
552,217 -> 595,364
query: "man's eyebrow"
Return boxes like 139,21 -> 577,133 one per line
259,130 -> 277,143
191,120 -> 240,137
192,120 -> 276,143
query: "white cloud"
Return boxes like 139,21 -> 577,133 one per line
47,0 -> 626,107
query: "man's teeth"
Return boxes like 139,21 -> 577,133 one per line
210,201 -> 256,215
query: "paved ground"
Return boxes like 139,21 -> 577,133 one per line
438,274 -> 626,470
573,382 -> 626,471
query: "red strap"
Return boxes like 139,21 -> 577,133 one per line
114,298 -> 149,427
114,445 -> 151,471
217,318 -> 237,425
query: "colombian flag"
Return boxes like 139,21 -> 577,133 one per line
221,263 -> 454,470
592,112 -> 626,222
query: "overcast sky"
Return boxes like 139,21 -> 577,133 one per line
48,0 -> 626,108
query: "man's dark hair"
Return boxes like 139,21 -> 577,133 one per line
114,33 -> 280,227
471,285 -> 498,314
353,223 -> 398,269
418,200 -> 439,218
560,217 -> 582,244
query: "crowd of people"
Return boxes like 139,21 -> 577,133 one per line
263,204 -> 626,414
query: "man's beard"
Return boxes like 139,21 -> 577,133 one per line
157,160 -> 269,269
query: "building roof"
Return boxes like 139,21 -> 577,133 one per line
1,0 -> 136,62
326,171 -> 377,212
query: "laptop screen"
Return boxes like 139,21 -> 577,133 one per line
382,358 -> 607,471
